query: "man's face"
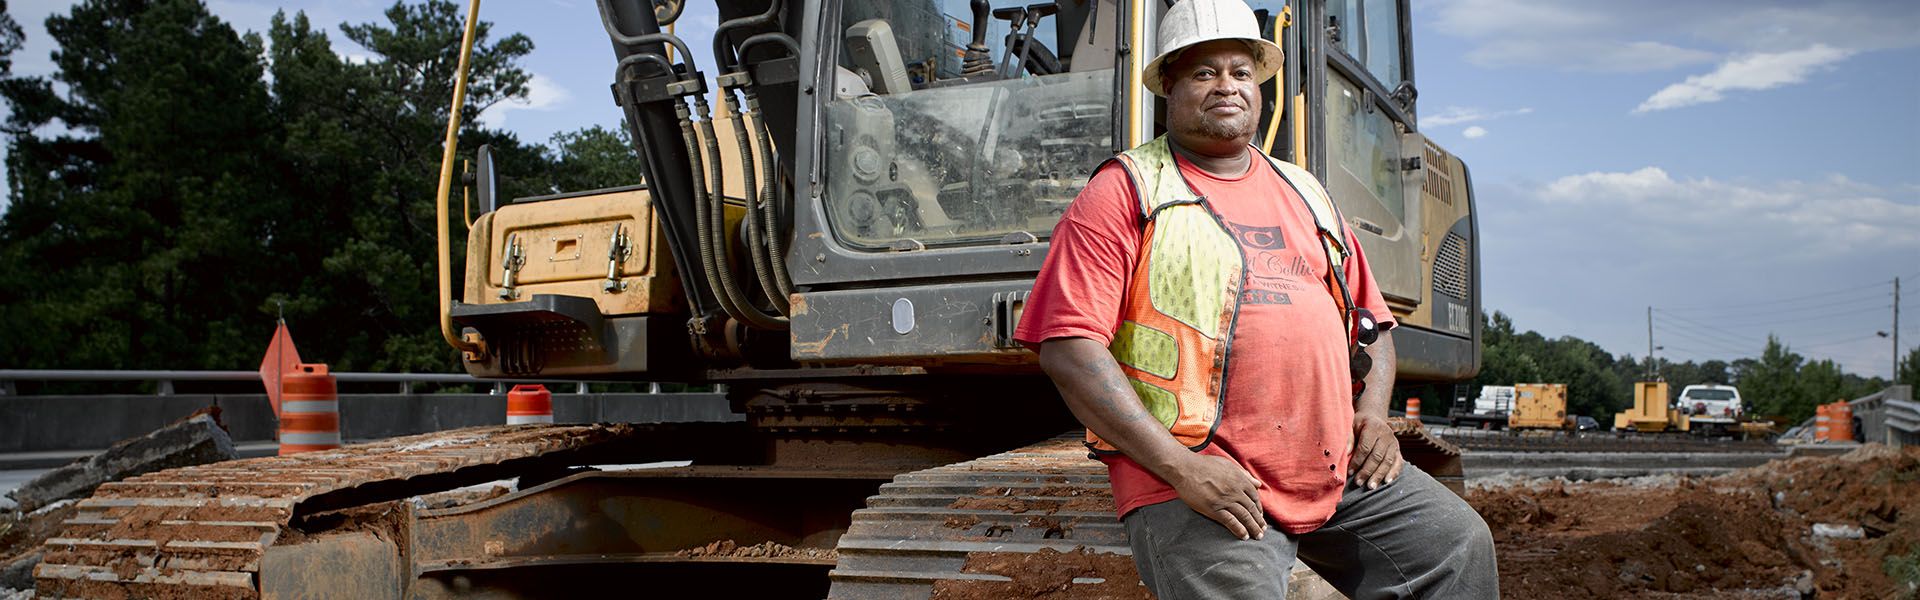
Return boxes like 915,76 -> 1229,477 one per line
1163,40 -> 1262,146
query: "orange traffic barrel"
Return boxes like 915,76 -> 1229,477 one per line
1813,404 -> 1831,442
507,384 -> 554,425
1829,401 -> 1853,441
279,363 -> 340,455
1406,398 -> 1422,421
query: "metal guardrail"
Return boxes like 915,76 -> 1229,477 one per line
1887,399 -> 1920,433
0,370 -> 674,396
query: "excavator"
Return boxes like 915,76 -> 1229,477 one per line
35,0 -> 1480,597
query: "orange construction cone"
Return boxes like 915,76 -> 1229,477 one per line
279,364 -> 341,455
1406,398 -> 1422,421
507,384 -> 554,425
1814,404 -> 1831,442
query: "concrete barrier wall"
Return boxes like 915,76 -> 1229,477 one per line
0,393 -> 737,452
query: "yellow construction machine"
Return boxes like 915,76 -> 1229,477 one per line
1615,380 -> 1691,433
1508,383 -> 1574,431
38,0 -> 1482,597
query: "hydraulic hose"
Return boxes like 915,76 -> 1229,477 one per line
712,0 -> 782,74
595,0 -> 701,74
724,87 -> 787,313
743,88 -> 797,303
696,97 -> 786,329
676,100 -> 749,329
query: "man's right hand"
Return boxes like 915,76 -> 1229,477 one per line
1168,453 -> 1266,540
1036,337 -> 1266,541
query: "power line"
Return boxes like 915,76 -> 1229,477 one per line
1669,294 -> 1894,321
1653,312 -> 1767,345
1658,278 -> 1894,312
1697,304 -> 1892,329
1654,325 -> 1760,355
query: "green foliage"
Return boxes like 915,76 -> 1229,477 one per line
0,2 -> 20,77
1885,544 -> 1920,600
1901,346 -> 1920,389
546,125 -> 642,192
0,0 -> 641,372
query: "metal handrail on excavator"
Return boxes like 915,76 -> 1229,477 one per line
435,0 -> 485,356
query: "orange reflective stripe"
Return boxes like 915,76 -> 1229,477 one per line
1089,138 -> 1242,454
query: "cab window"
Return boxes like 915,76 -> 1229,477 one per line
821,0 -> 1120,250
1325,0 -> 1405,87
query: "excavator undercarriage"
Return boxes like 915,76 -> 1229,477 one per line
37,419 -> 1458,598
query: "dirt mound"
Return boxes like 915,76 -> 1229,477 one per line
1718,444 -> 1920,597
1473,444 -> 1919,598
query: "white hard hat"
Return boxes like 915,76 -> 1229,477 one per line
1142,0 -> 1283,97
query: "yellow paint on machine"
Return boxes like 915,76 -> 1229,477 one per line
1508,383 -> 1573,430
463,188 -> 685,317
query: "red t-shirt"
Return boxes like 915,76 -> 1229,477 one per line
1014,149 -> 1396,533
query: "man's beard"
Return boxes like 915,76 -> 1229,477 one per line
1178,110 -> 1257,142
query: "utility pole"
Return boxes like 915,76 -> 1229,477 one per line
1896,277 -> 1902,378
1647,306 -> 1655,380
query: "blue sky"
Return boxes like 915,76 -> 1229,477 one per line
8,0 -> 1918,379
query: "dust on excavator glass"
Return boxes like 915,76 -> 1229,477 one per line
823,0 -> 1117,250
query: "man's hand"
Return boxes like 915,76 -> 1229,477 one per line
1348,414 -> 1404,490
1168,453 -> 1267,540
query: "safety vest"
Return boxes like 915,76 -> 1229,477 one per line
1087,136 -> 1356,453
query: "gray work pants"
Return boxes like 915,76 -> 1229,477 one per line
1121,464 -> 1498,599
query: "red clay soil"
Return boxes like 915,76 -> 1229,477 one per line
1473,444 -> 1919,598
0,502 -> 79,561
930,547 -> 1153,600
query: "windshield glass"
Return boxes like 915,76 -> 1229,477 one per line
1685,389 -> 1736,401
823,0 -> 1117,250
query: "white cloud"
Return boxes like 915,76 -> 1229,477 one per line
1633,44 -> 1853,113
1421,106 -> 1532,129
1461,126 -> 1488,139
1422,0 -> 1918,72
1536,166 -> 1920,257
477,73 -> 572,129
1466,39 -> 1717,72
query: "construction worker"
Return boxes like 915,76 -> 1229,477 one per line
1014,0 -> 1497,596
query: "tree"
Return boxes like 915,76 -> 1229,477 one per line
1901,346 -> 1920,389
0,2 -> 22,77
545,125 -> 641,192
1737,336 -> 1810,421
264,2 -> 536,371
0,0 -> 558,373
0,0 -> 278,369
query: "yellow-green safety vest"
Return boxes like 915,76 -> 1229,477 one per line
1088,135 -> 1356,453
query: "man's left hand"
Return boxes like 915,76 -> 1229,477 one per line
1348,415 -> 1404,490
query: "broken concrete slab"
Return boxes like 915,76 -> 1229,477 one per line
0,551 -> 38,591
4,412 -> 236,513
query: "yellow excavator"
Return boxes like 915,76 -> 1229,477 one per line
37,0 -> 1480,597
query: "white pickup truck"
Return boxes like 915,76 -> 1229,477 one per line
1678,384 -> 1743,436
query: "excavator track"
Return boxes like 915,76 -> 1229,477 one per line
33,424 -> 645,599
34,420 -> 1460,599
828,434 -> 1368,600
